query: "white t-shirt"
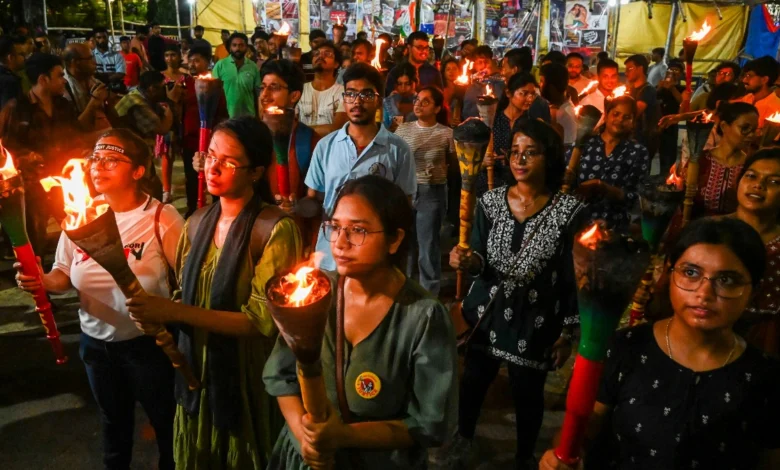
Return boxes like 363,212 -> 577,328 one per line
296,82 -> 345,126
579,88 -> 607,114
556,100 -> 578,145
54,197 -> 184,342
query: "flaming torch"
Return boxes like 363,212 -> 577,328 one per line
477,84 -> 499,190
432,35 -> 445,68
449,60 -> 472,127
761,112 -> 780,148
576,80 -> 599,101
682,111 -> 715,226
627,171 -> 685,325
554,223 -> 650,466
0,144 -> 67,364
263,106 -> 295,208
450,120 -> 490,336
371,38 -> 386,71
562,105 -> 602,194
681,20 -> 712,113
265,266 -> 333,424
41,160 -> 200,389
195,73 -> 223,208
273,22 -> 292,60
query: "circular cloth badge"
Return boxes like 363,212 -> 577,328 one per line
355,372 -> 381,399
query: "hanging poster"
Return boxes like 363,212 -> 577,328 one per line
557,1 -> 608,53
421,0 -> 474,48
581,29 -> 606,48
564,2 -> 591,31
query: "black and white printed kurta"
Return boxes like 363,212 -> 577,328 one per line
462,187 -> 585,370
592,323 -> 780,470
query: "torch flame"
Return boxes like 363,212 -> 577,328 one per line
0,142 -> 18,180
485,84 -> 494,97
265,106 -> 285,115
195,72 -> 213,80
611,86 -> 627,98
767,112 -> 780,124
578,223 -> 605,250
284,266 -> 316,307
455,60 -> 472,86
574,105 -> 582,117
686,20 -> 712,42
666,163 -> 683,189
277,22 -> 291,36
336,16 -> 343,26
580,80 -> 599,96
702,112 -> 713,123
371,39 -> 386,69
39,159 -> 109,230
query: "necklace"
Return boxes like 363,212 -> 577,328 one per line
513,188 -> 543,213
665,318 -> 738,368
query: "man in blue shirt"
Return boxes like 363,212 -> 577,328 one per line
384,31 -> 442,97
92,27 -> 126,89
305,63 -> 416,271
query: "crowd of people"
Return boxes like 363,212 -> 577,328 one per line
3,20 -> 780,470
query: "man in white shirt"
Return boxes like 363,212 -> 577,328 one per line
296,41 -> 348,136
742,55 -> 780,128
647,47 -> 668,87
566,52 -> 591,94
579,58 -> 620,115
541,62 -> 577,145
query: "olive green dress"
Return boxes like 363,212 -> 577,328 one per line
262,278 -> 458,469
172,217 -> 302,470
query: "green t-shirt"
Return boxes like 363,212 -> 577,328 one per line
212,56 -> 261,118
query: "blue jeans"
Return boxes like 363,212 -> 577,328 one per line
79,333 -> 175,470
411,184 -> 447,295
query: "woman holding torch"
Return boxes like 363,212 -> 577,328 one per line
263,175 -> 458,469
540,217 -> 780,469
441,120 -> 584,470
568,95 -> 650,228
15,129 -> 183,470
125,117 -> 303,469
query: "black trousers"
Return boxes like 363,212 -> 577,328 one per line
458,346 -> 548,464
181,147 -> 199,217
79,333 -> 175,470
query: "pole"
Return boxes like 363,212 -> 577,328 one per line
534,2 -> 541,62
610,2 -> 621,59
174,0 -> 182,39
42,0 -> 48,31
190,2 -> 195,37
664,1 -> 678,63
118,0 -> 126,35
107,0 -> 116,43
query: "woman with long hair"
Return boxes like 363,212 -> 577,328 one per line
15,129 -> 184,470
569,95 -> 650,227
441,57 -> 463,126
730,148 -> 780,357
383,62 -> 418,131
441,120 -> 584,470
395,86 -> 454,295
125,117 -> 302,469
540,218 -> 780,469
263,175 -> 458,469
157,44 -> 187,203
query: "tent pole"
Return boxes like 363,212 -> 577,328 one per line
534,1 -> 541,61
174,0 -> 182,38
610,2 -> 621,58
43,0 -> 48,31
118,0 -> 126,35
107,0 -> 116,42
664,1 -> 678,63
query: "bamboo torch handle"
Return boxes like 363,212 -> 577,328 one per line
119,280 -> 201,390
628,263 -> 655,326
562,147 -> 583,194
456,189 -> 476,300
682,160 -> 700,228
297,360 -> 330,423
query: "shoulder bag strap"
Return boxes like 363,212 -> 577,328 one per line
249,205 -> 288,266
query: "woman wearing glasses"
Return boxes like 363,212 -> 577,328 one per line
441,120 -> 584,470
125,117 -> 302,469
263,175 -> 458,469
540,217 -> 780,470
15,129 -> 184,470
395,86 -> 453,295
476,72 -> 540,198
567,95 -> 650,228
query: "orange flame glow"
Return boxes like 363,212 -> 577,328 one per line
371,39 -> 386,69
277,22 -> 291,36
265,106 -> 285,115
666,163 -> 683,189
336,17 -> 343,26
611,86 -> 627,98
40,159 -> 109,230
485,84 -> 494,97
767,112 -> 780,124
578,223 -> 605,250
455,60 -> 472,86
579,80 -> 599,96
702,112 -> 713,123
0,142 -> 18,180
284,266 -> 316,307
195,72 -> 213,80
574,105 -> 582,117
686,20 -> 712,42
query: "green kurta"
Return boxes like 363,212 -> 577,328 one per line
262,278 -> 458,469
172,215 -> 302,470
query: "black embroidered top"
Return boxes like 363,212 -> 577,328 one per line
591,323 -> 780,470
462,187 -> 585,370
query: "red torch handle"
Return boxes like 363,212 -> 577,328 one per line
554,355 -> 604,466
681,63 -> 693,113
14,243 -> 68,365
198,127 -> 211,208
277,164 -> 291,199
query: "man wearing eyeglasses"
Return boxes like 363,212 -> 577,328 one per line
690,61 -> 740,112
63,43 -> 118,131
296,41 -> 348,136
384,31 -> 442,97
304,63 -> 416,271
742,56 -> 780,128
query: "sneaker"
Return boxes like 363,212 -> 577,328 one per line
433,433 -> 474,469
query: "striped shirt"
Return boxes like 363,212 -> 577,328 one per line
394,121 -> 454,185
93,48 -> 126,74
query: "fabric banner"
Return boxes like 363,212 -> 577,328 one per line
743,5 -> 780,63
197,0 -> 257,46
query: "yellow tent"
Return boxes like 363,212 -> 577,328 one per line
191,0 -> 257,47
